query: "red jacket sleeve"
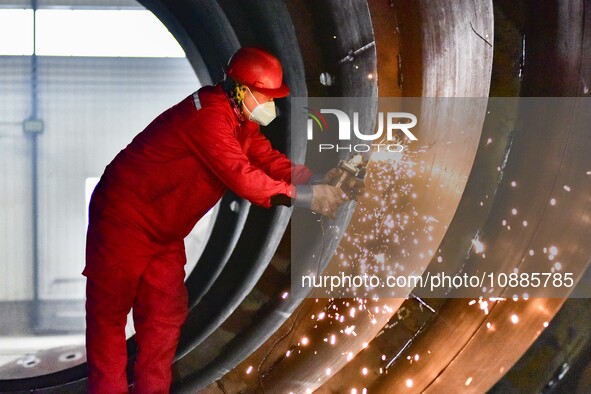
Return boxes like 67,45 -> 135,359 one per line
245,125 -> 313,185
178,109 -> 294,208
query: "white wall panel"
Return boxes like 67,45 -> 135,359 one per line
0,56 -> 34,300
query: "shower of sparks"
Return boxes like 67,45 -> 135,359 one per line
257,126 -> 569,389
322,140 -> 442,298
267,140 -> 448,388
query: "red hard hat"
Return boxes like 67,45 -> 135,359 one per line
226,47 -> 290,98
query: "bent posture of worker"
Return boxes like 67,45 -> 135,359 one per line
83,47 -> 346,393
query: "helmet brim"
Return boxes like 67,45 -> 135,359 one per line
249,81 -> 290,98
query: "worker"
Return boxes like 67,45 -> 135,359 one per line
82,47 -> 347,393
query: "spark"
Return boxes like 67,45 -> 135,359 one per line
480,300 -> 489,315
471,239 -> 485,254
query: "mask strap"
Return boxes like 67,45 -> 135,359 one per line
243,86 -> 263,121
245,86 -> 263,107
241,86 -> 255,119
242,101 -> 253,118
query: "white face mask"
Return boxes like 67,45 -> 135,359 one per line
244,87 -> 276,126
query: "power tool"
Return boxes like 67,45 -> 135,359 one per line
329,153 -> 367,199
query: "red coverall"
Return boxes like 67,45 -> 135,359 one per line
83,84 -> 312,393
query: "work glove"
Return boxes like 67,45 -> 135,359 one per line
310,184 -> 348,220
321,167 -> 344,185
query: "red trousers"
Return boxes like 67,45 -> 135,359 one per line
84,217 -> 189,394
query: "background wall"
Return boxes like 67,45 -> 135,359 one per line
0,56 -> 198,301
